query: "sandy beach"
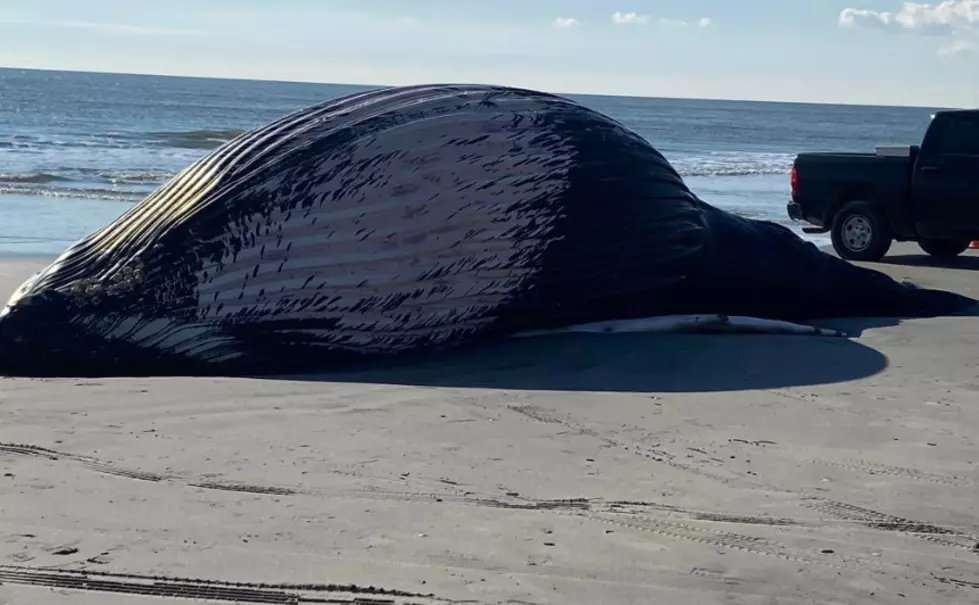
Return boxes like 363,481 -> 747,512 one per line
1,243 -> 978,604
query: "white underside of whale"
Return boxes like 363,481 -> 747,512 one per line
514,314 -> 847,338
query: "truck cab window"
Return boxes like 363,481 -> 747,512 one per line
938,118 -> 979,156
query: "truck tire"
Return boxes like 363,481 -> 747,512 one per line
918,238 -> 970,259
830,201 -> 893,262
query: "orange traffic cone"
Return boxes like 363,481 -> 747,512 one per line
970,241 -> 979,249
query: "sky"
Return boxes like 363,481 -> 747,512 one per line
1,1 -> 979,107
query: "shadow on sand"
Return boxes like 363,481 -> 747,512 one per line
877,253 -> 979,272
288,317 -> 898,394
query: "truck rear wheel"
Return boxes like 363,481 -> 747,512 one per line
831,201 -> 892,262
918,238 -> 970,259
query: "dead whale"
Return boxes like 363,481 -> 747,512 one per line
0,84 -> 973,376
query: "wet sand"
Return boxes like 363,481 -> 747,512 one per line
1,243 -> 977,604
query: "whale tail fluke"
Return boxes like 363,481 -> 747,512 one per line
655,204 -> 978,320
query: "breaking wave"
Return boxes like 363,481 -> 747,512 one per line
670,151 -> 795,178
0,172 -> 71,184
145,128 -> 245,149
0,184 -> 144,203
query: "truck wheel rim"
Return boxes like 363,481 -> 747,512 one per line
841,215 -> 873,252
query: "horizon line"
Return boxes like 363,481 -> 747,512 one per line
0,64 -> 960,112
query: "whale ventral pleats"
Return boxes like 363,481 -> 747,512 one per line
0,83 -> 972,377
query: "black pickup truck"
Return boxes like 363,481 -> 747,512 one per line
787,109 -> 979,261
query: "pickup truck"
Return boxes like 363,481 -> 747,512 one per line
786,109 -> 979,262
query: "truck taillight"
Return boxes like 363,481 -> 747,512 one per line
789,165 -> 798,197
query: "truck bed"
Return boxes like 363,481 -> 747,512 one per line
790,151 -> 913,229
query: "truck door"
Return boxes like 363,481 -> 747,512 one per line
912,113 -> 979,237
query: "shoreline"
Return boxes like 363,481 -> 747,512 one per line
0,192 -> 128,257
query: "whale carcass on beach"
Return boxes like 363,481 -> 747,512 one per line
0,84 -> 974,376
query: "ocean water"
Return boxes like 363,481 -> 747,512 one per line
0,67 -> 945,256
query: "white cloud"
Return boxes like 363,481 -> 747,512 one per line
553,17 -> 579,29
939,37 -> 978,53
611,12 -> 651,25
0,19 -> 203,36
840,2 -> 979,57
656,17 -> 714,29
839,1 -> 979,36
